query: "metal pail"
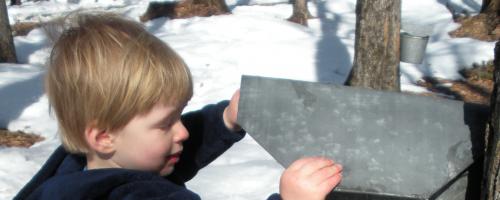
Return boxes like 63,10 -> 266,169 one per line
400,32 -> 429,64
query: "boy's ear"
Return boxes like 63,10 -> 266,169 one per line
84,124 -> 116,154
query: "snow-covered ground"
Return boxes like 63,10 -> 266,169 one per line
0,0 -> 495,199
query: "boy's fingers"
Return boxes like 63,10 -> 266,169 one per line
234,89 -> 240,101
289,156 -> 331,171
223,89 -> 242,131
299,157 -> 335,175
231,90 -> 240,107
230,90 -> 240,117
311,164 -> 343,183
287,157 -> 318,171
317,173 -> 342,194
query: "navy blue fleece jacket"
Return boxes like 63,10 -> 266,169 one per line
14,101 -> 281,200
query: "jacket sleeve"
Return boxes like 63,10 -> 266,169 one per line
166,100 -> 246,185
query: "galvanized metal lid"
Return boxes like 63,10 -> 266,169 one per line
237,75 -> 486,200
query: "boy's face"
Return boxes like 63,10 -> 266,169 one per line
110,102 -> 189,176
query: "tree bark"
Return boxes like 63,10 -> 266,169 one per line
481,0 -> 499,34
10,0 -> 21,6
345,0 -> 401,91
483,41 -> 500,200
288,0 -> 312,26
481,0 -> 499,14
0,0 -> 17,63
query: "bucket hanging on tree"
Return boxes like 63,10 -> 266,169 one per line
400,32 -> 429,64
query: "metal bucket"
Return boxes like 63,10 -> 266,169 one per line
400,32 -> 429,64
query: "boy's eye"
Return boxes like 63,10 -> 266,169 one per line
158,118 -> 178,130
159,122 -> 173,130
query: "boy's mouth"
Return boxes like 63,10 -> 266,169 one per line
166,151 -> 182,164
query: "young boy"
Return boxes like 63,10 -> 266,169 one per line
14,13 -> 342,200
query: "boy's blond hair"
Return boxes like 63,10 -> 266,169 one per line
46,13 -> 193,154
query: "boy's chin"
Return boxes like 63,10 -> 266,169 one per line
159,166 -> 174,176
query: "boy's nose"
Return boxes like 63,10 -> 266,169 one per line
173,121 -> 189,143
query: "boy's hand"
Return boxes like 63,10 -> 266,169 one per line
223,90 -> 241,132
279,157 -> 343,200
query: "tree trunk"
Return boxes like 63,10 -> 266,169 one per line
483,41 -> 500,200
481,0 -> 499,34
10,0 -> 21,6
481,0 -> 499,14
345,0 -> 401,91
0,0 -> 17,63
288,0 -> 312,26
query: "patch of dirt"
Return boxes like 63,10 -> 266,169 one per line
0,129 -> 44,148
11,21 -> 42,36
415,61 -> 494,106
139,1 -> 230,22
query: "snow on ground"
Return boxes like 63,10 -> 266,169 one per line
0,0 -> 495,199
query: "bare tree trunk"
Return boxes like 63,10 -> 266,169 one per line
10,0 -> 21,6
345,0 -> 401,91
0,1 -> 17,63
288,0 -> 312,26
481,0 -> 499,14
483,41 -> 500,200
481,0 -> 499,34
